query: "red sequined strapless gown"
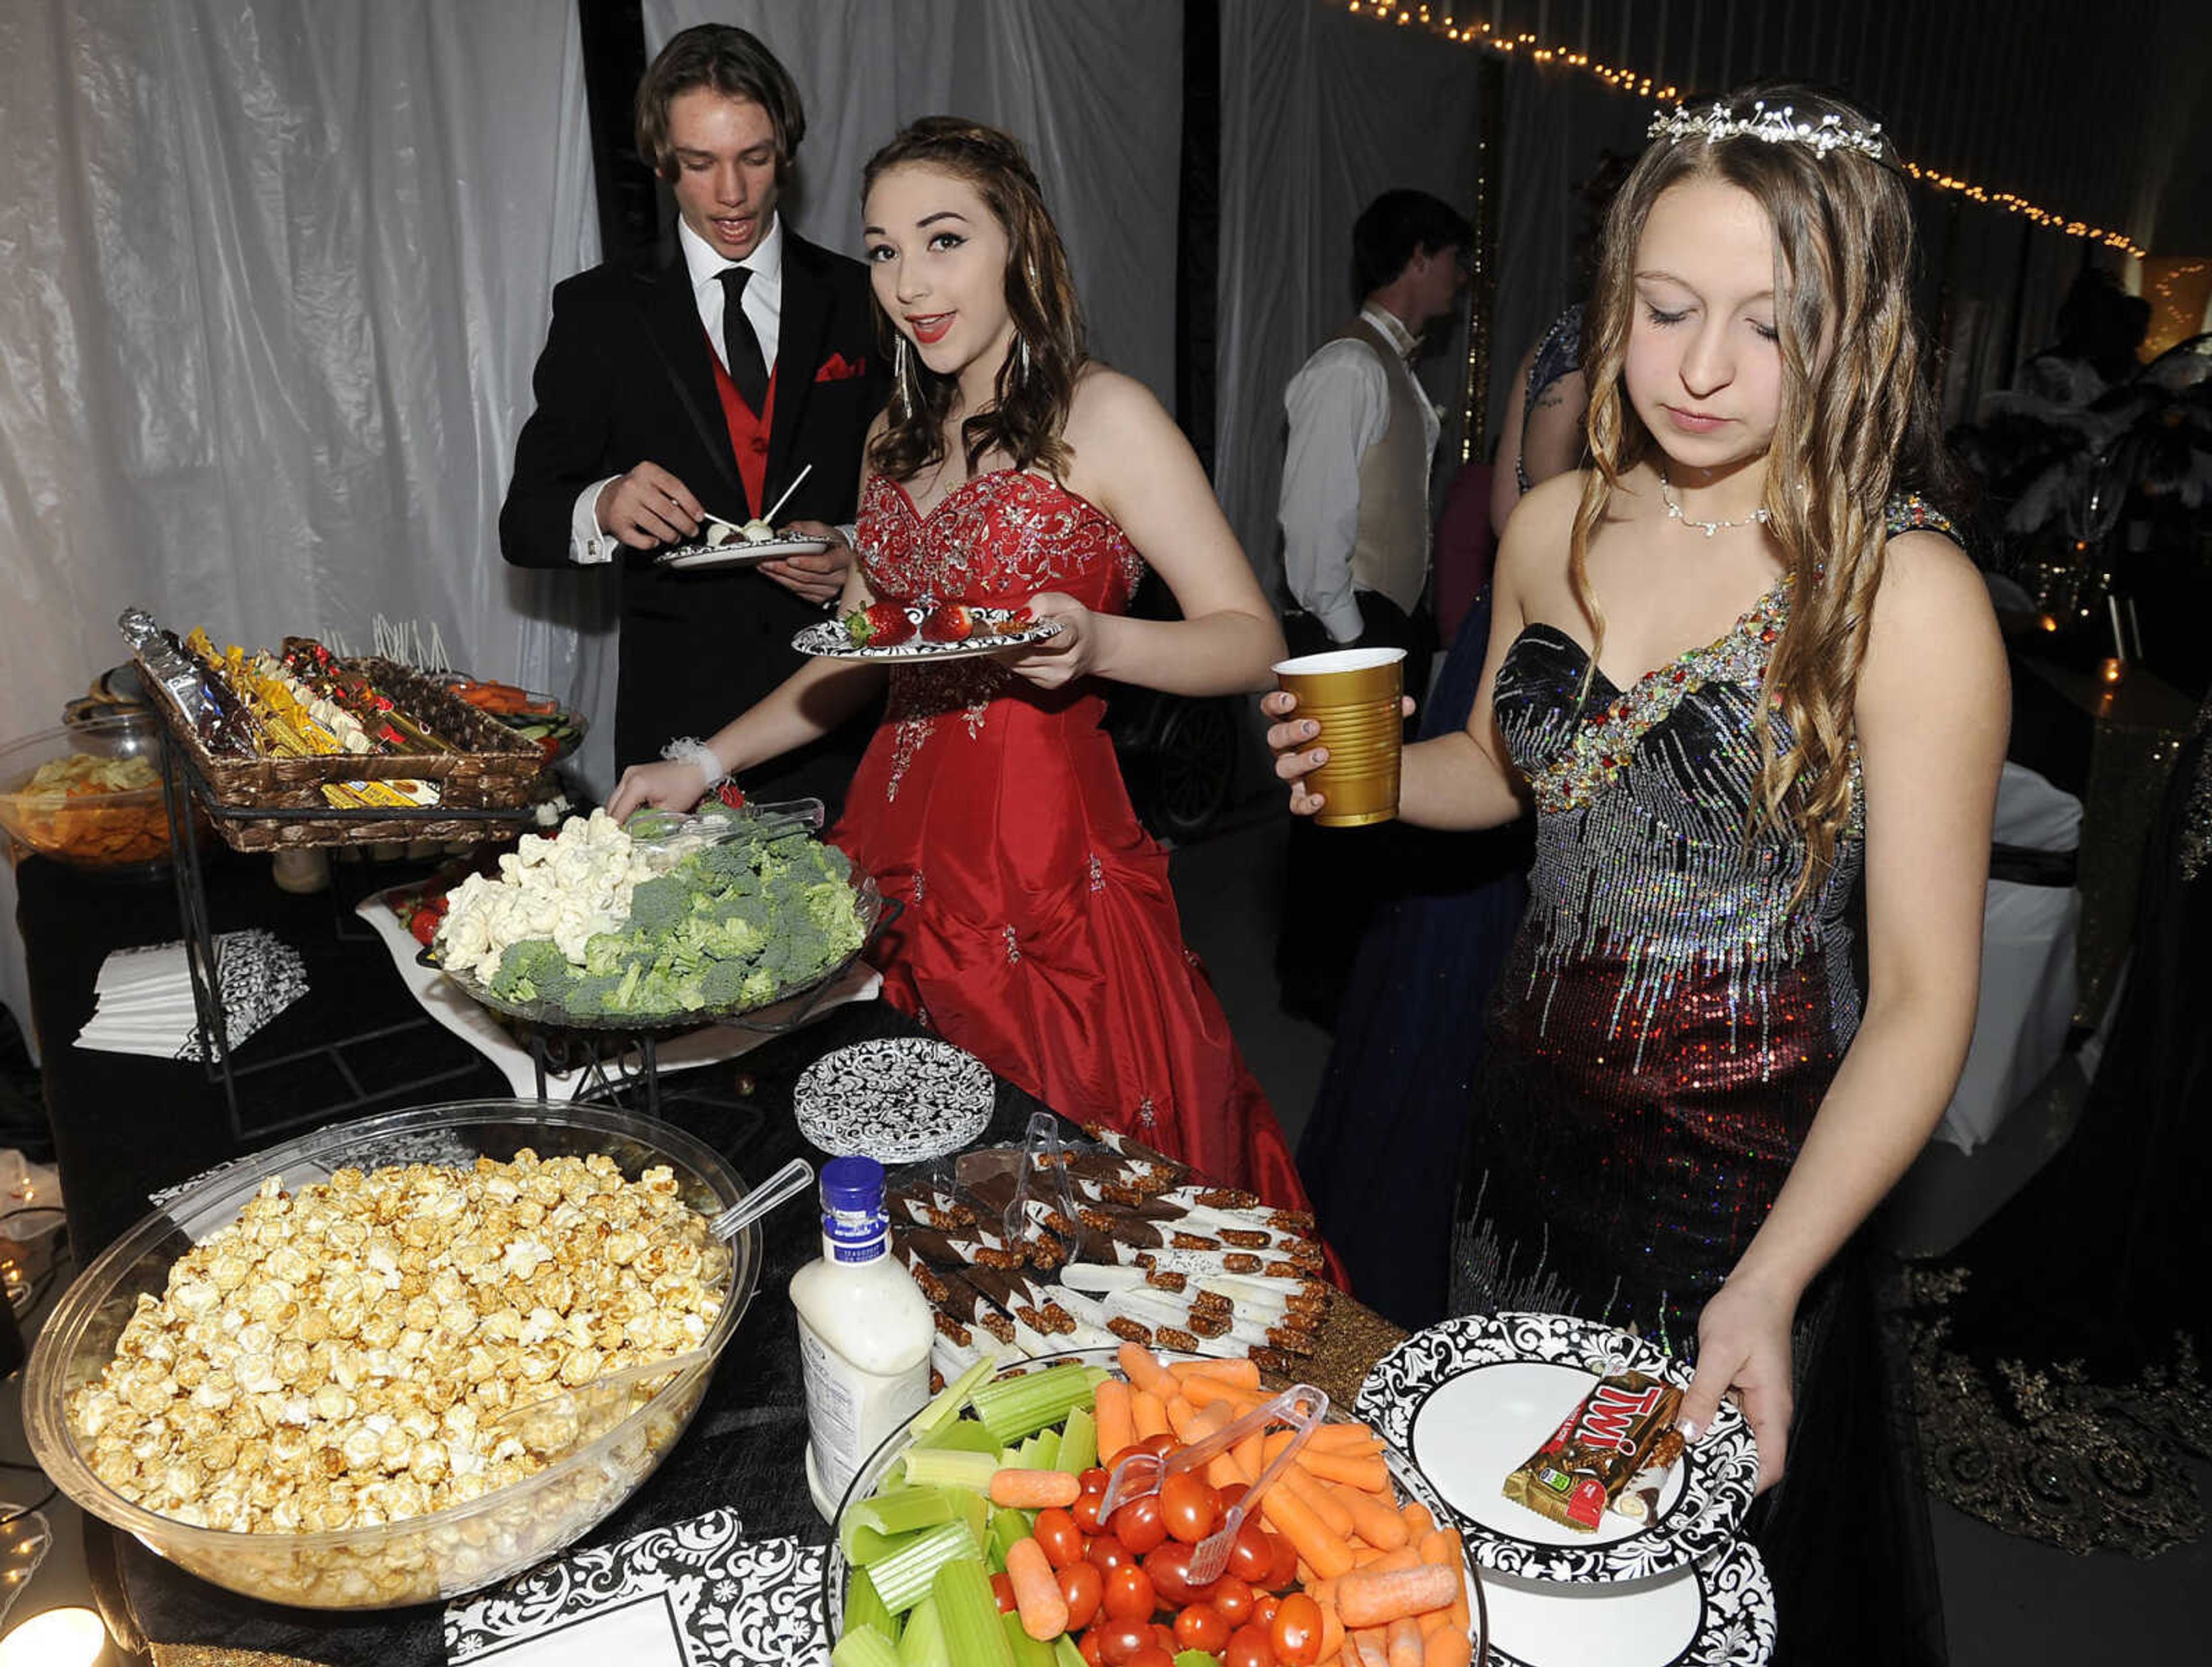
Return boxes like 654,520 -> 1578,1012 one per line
830,469 -> 1309,1213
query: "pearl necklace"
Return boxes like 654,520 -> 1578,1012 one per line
1658,465 -> 1771,538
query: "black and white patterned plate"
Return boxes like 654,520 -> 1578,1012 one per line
792,1037 -> 995,1162
1483,1539 -> 1775,1667
1358,1311 -> 1759,1583
791,605 -> 1060,664
657,533 -> 832,571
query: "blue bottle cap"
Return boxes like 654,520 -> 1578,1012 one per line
821,1154 -> 885,1212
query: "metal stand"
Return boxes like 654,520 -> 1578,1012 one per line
157,732 -> 540,1141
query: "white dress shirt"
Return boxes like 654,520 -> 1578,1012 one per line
569,214 -> 787,563
1277,305 -> 1438,642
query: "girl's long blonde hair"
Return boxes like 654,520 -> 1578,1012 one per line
1574,82 -> 1956,903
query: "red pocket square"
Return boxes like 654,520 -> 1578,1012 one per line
815,351 -> 866,383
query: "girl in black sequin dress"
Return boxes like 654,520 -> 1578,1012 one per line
1269,84 -> 2008,1661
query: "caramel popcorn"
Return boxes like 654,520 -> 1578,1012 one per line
69,1150 -> 729,1543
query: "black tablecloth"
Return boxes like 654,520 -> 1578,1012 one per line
16,850 -> 1041,1664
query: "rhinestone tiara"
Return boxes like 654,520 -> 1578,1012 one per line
1648,99 -> 1888,162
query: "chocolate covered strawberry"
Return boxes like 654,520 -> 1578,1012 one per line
921,601 -> 978,643
842,601 -> 915,647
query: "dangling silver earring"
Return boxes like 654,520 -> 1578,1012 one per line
1017,334 -> 1032,380
895,335 -> 913,421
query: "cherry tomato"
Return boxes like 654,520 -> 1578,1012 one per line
1086,1535 -> 1135,1578
1075,1626 -> 1106,1667
1072,1488 -> 1111,1534
1143,1541 -> 1201,1607
1269,1591 -> 1324,1665
1102,1561 -> 1157,1624
1173,1602 -> 1233,1653
1058,1559 -> 1104,1631
1158,1472 -> 1219,1545
1210,1575 -> 1256,1626
1224,1623 -> 1279,1667
1089,1619 -> 1154,1666
1105,1434 -> 1176,1469
1109,1492 -> 1168,1555
990,1570 -> 1017,1613
1079,1467 -> 1111,1495
1034,1507 -> 1084,1570
1152,1624 -> 1179,1655
1251,1592 -> 1281,1631
1125,1649 -> 1175,1667
1266,1529 -> 1300,1590
1225,1517 -> 1275,1583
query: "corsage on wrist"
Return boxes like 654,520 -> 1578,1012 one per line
660,736 -> 728,797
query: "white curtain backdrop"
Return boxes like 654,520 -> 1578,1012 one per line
1214,0 -> 1487,604
0,0 -> 601,1055
653,1 -> 1184,406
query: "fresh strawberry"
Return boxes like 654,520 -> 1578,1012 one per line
842,601 -> 915,647
921,601 -> 978,643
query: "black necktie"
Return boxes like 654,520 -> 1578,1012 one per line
715,266 -> 770,413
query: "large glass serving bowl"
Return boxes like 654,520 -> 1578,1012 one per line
23,1100 -> 762,1609
820,1347 -> 1487,1661
0,711 -> 176,874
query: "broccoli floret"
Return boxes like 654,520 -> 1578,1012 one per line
620,873 -> 694,942
491,938 -> 575,1004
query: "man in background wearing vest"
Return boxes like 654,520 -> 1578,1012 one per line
500,25 -> 885,812
1274,190 -> 1469,1028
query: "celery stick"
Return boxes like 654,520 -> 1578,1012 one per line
870,1521 -> 981,1613
912,1415 -> 1003,1456
896,1596 -> 949,1667
1172,1654 -> 1224,1667
898,1447 -> 999,1494
1003,1611 -> 1056,1667
1052,1638 -> 1088,1667
956,1486 -> 991,1558
845,1525 -> 905,1569
971,1363 -> 1101,1445
844,1566 -> 894,1642
931,1557 -> 1018,1667
1029,1426 -> 1062,1472
830,1624 -> 900,1667
988,1507 -> 1032,1569
842,1486 -> 955,1562
1056,1407 -> 1096,1477
910,1356 -> 995,1442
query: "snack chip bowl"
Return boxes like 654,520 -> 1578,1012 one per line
23,1100 -> 762,1609
0,710 -> 179,874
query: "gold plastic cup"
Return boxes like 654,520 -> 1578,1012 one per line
1274,646 -> 1406,827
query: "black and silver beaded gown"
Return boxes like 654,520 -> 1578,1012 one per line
1450,501 -> 1955,1667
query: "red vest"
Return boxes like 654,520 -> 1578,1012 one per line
704,329 -> 777,514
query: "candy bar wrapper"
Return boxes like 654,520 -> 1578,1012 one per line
1502,1370 -> 1683,1532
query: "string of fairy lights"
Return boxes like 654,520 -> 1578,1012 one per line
1342,2 -> 2147,260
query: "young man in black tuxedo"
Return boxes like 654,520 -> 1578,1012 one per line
500,24 -> 887,810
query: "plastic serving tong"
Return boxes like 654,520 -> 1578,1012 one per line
1098,1381 -> 1331,1585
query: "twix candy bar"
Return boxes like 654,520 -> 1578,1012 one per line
1502,1369 -> 1683,1532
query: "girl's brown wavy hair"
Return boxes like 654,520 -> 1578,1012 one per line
1574,82 -> 1956,905
862,118 -> 1088,484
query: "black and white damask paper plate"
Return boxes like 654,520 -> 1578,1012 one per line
792,1037 -> 995,1162
657,532 -> 832,570
1358,1311 -> 1759,1584
791,605 -> 1060,664
1483,1539 -> 1776,1667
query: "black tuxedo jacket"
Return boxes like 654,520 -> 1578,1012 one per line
499,229 -> 888,808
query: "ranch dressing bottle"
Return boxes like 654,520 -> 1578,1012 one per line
791,1154 -> 933,1519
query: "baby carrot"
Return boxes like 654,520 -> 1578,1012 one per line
1165,1394 -> 1202,1441
1336,1563 -> 1461,1628
989,1468 -> 1080,1509
1400,1500 -> 1435,1538
1169,1356 -> 1262,1389
1301,1448 -> 1393,1494
1259,1477 -> 1357,1579
1131,1388 -> 1171,1439
1387,1617 -> 1425,1667
1330,1480 -> 1412,1549
1350,1628 -> 1391,1667
1317,1600 -> 1345,1661
1277,1459 -> 1355,1536
1003,1536 -> 1068,1641
1116,1340 -> 1177,1398
1093,1377 -> 1135,1462
1308,1423 -> 1385,1453
1418,1528 -> 1455,1568
1423,1629 -> 1474,1667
